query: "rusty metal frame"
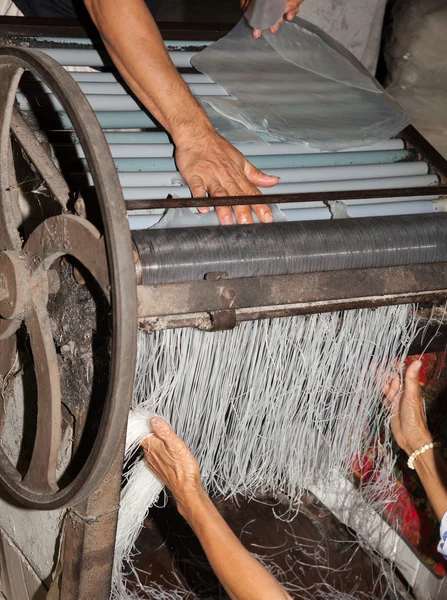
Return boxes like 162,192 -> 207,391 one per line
0,16 -> 231,42
401,125 -> 447,183
126,184 -> 447,211
137,262 -> 447,329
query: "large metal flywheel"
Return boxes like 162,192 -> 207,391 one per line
0,47 -> 137,509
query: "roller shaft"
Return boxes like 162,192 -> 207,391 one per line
132,213 -> 447,284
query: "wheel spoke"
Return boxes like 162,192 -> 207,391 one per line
0,335 -> 16,381
0,335 -> 17,436
22,304 -> 61,493
11,110 -> 70,211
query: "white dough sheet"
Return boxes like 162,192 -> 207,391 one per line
192,17 -> 409,151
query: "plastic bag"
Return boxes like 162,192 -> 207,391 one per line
151,204 -> 286,228
192,17 -> 408,151
245,0 -> 288,30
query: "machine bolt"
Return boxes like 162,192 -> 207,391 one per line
222,287 -> 236,303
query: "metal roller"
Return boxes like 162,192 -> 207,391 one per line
132,213 -> 447,284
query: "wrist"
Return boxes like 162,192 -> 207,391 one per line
171,114 -> 216,148
414,445 -> 444,474
403,431 -> 433,456
176,484 -> 209,520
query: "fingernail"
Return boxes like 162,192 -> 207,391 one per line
151,417 -> 162,428
263,213 -> 273,223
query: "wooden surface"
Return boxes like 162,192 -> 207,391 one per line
0,526 -> 47,600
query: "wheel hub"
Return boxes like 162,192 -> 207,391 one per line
0,250 -> 31,321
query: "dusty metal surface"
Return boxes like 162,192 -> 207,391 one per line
137,262 -> 447,323
0,47 -> 137,510
0,16 -> 231,42
402,125 -> 447,184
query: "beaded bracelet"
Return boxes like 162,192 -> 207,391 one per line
407,441 -> 443,470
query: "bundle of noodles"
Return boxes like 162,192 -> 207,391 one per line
111,304 -> 424,599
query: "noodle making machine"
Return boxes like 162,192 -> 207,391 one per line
0,16 -> 447,599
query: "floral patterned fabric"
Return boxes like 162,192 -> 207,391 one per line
438,512 -> 447,559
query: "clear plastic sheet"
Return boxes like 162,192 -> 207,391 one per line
150,204 -> 286,228
245,0 -> 288,30
192,18 -> 409,151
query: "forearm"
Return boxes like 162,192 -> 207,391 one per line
178,489 -> 292,600
84,0 -> 213,143
414,448 -> 447,522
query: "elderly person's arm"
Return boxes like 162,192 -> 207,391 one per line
143,417 -> 292,600
84,0 -> 278,225
384,360 -> 447,555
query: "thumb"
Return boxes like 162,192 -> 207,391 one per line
150,416 -> 172,440
404,360 -> 423,401
150,417 -> 185,452
245,162 -> 279,188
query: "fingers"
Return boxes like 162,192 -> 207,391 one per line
285,0 -> 301,21
286,0 -> 304,16
252,203 -> 273,223
252,0 -> 302,38
176,136 -> 276,225
207,178 -> 242,224
245,161 -> 279,188
269,17 -> 285,34
187,174 -> 210,214
216,204 -> 273,225
199,178 -> 227,218
232,205 -> 254,224
383,374 -> 402,404
187,174 -> 206,198
202,166 -> 269,225
215,206 -> 235,226
150,416 -> 185,453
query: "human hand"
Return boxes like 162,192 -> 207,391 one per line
174,127 -> 278,225
383,360 -> 433,456
242,0 -> 305,38
141,417 -> 204,509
